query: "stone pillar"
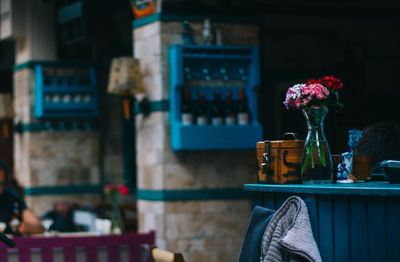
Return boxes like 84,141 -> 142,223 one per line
134,17 -> 259,261
13,0 -> 100,215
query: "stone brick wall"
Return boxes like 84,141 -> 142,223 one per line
13,67 -> 101,216
134,20 -> 259,261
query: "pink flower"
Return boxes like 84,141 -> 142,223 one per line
284,76 -> 341,110
104,184 -> 118,194
118,185 -> 129,196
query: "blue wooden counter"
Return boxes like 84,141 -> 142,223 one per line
245,182 -> 400,262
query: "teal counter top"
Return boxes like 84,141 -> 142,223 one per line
244,182 -> 400,196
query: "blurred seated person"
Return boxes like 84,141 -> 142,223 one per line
42,202 -> 80,232
0,161 -> 44,235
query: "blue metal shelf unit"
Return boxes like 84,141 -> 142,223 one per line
169,44 -> 263,150
34,62 -> 99,118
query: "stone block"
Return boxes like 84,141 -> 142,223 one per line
165,163 -> 197,189
137,200 -> 165,213
137,123 -> 166,151
165,201 -> 201,214
142,57 -> 163,76
142,73 -> 164,101
214,213 -> 248,238
190,252 -> 217,262
137,149 -> 164,166
165,213 -> 215,240
138,211 -> 165,239
135,34 -> 162,59
167,238 -> 205,254
134,22 -> 161,40
137,163 -> 164,189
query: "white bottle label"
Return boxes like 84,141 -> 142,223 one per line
225,115 -> 236,125
211,117 -> 223,125
182,113 -> 193,125
196,116 -> 208,125
237,113 -> 249,125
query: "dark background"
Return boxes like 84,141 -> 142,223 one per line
3,0 -> 400,159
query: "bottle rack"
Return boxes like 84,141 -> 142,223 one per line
34,62 -> 99,118
169,44 -> 263,150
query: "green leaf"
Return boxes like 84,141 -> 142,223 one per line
310,145 -> 315,168
318,143 -> 326,167
301,153 -> 308,175
301,142 -> 312,174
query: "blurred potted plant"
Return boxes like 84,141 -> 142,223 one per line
104,184 -> 129,234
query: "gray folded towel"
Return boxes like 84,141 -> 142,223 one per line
260,196 -> 322,262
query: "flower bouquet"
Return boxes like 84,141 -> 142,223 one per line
283,76 -> 343,183
104,184 -> 129,233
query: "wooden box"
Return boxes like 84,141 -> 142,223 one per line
332,154 -> 371,182
257,140 -> 304,184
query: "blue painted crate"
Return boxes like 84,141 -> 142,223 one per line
169,44 -> 263,150
34,62 -> 99,118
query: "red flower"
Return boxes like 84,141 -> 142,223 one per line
305,79 -> 320,85
104,184 -> 118,193
319,76 -> 343,91
118,185 -> 129,196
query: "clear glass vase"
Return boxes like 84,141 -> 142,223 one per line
301,106 -> 333,184
111,200 -> 122,234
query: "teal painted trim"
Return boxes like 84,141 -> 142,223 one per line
133,13 -> 163,28
136,188 -> 251,201
134,99 -> 169,115
244,182 -> 400,197
24,185 -> 102,196
13,60 -> 94,71
58,2 -> 83,24
132,12 -> 259,29
15,121 -> 99,133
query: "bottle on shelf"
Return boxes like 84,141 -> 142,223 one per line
237,88 -> 250,125
62,94 -> 71,103
224,92 -> 236,125
181,87 -> 194,125
195,93 -> 208,125
210,92 -> 223,125
52,94 -> 61,103
202,17 -> 213,45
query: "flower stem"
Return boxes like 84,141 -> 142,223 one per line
310,144 -> 315,168
318,142 -> 326,167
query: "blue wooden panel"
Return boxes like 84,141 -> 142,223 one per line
302,194 -> 319,244
367,197 -> 387,261
252,192 -> 263,209
318,195 -> 334,262
334,196 -> 350,262
275,193 -> 292,210
262,192 -> 275,210
385,197 -> 400,262
349,196 -> 368,262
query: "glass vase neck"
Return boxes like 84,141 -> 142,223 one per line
302,107 -> 328,133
